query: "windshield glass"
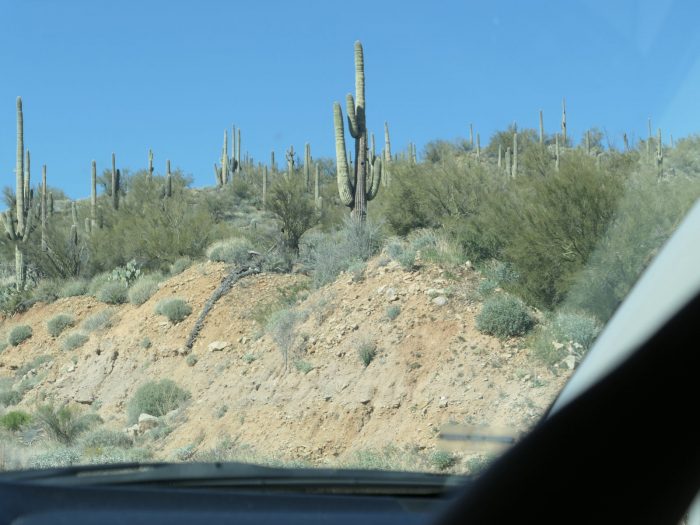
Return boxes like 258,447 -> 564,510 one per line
0,0 -> 698,477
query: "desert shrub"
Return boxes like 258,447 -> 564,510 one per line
408,229 -> 464,267
206,237 -> 255,266
87,272 -> 112,297
477,279 -> 498,298
128,275 -> 161,305
79,428 -> 133,449
86,171 -> 218,274
170,257 -> 192,275
96,281 -> 128,304
34,403 -> 102,445
140,337 -> 152,349
8,325 -> 32,346
532,311 -> 602,366
186,354 -> 198,367
0,410 -> 31,431
0,390 -> 22,407
155,298 -> 192,324
0,286 -> 33,316
61,331 -> 89,351
385,305 -> 401,321
29,447 -> 81,469
266,308 -> 303,369
59,279 -> 88,297
268,175 -> 321,253
347,260 -> 366,282
358,338 -> 377,367
430,450 -> 457,471
32,280 -> 61,303
127,379 -> 191,423
475,152 -> 626,309
384,238 -> 417,269
293,359 -> 314,374
0,340 -> 7,353
82,308 -> 116,332
47,313 -> 75,337
302,217 -> 384,288
476,294 -> 534,338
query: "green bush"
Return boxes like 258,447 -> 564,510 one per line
0,410 -> 31,431
155,298 -> 192,324
88,272 -> 112,297
347,260 -> 366,282
128,276 -> 161,305
294,359 -> 314,374
127,379 -> 191,423
358,338 -> 377,367
385,305 -> 401,321
59,279 -> 88,297
549,311 -> 602,349
0,340 -> 8,353
429,450 -> 457,471
79,428 -> 133,449
47,313 -> 75,337
96,281 -> 128,304
302,217 -> 384,288
476,294 -> 534,338
0,390 -> 22,407
62,331 -> 89,351
170,257 -> 192,276
82,308 -> 116,332
32,280 -> 61,303
206,237 -> 255,265
8,325 -> 32,346
268,175 -> 320,253
266,308 -> 304,368
186,354 -> 198,367
34,403 -> 102,445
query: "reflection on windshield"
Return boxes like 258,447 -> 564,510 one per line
1,5 -> 699,475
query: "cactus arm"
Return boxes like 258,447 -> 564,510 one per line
354,41 -> 365,117
346,93 -> 359,139
367,157 -> 381,201
334,102 -> 354,207
2,211 -> 17,240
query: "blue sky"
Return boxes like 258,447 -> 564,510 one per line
1,0 -> 700,199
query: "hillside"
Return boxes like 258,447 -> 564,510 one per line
0,255 -> 569,471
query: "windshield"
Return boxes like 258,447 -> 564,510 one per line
0,0 -> 698,478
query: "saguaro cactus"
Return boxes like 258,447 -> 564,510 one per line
304,143 -> 311,191
333,41 -> 381,221
91,160 -> 97,231
148,149 -> 154,178
286,145 -> 295,178
111,153 -> 120,210
1,97 -> 33,289
498,144 -> 502,169
512,126 -> 518,177
262,165 -> 268,210
656,128 -> 663,175
41,165 -> 47,251
166,160 -> 172,197
270,151 -> 276,173
561,98 -> 567,145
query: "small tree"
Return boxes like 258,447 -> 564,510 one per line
268,176 -> 320,253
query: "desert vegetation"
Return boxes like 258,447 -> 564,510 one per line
1,40 -> 699,472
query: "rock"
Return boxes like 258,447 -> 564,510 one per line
438,396 -> 448,408
138,413 -> 159,431
125,424 -> 140,438
563,355 -> 577,370
208,340 -> 230,352
385,287 -> 398,301
432,296 -> 448,306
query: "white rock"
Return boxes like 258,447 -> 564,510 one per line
564,355 -> 577,370
438,396 -> 448,408
433,296 -> 448,306
138,413 -> 159,431
208,340 -> 230,352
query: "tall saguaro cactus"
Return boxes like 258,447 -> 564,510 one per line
91,160 -> 97,231
148,149 -> 154,178
2,97 -> 33,289
166,160 -> 173,197
111,153 -> 120,210
561,98 -> 567,145
286,145 -> 295,178
333,40 -> 381,222
304,143 -> 311,191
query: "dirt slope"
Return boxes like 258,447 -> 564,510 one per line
0,258 -> 569,467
